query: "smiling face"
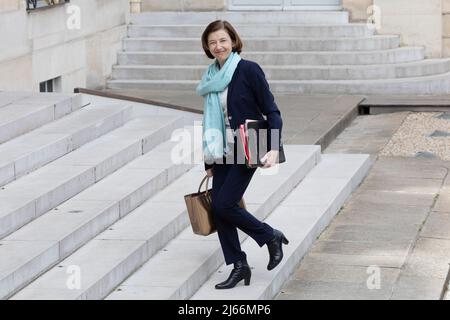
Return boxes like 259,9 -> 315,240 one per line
207,29 -> 235,68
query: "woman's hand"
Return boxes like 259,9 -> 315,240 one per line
260,150 -> 279,168
206,168 -> 213,177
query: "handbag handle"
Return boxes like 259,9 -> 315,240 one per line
198,175 -> 210,194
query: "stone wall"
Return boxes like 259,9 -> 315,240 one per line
343,0 -> 450,59
0,0 -> 130,93
373,0 -> 442,58
0,0 -> 20,12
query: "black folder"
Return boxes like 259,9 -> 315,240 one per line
239,119 -> 286,168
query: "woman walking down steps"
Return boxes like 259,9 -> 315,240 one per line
196,20 -> 289,290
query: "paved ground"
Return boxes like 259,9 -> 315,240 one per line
103,89 -> 364,150
276,113 -> 450,300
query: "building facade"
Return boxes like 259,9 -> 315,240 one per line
1,0 -> 450,93
0,0 -> 129,93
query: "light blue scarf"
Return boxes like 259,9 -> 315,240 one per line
196,52 -> 241,162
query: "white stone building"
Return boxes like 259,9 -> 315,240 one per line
0,0 -> 129,93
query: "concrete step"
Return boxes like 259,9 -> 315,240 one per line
117,47 -> 425,66
105,152 -> 370,300
0,104 -> 132,188
0,114 -> 183,241
265,71 -> 450,94
130,11 -> 349,25
0,92 -> 34,108
103,146 -> 321,300
128,24 -> 375,38
0,125 -> 196,300
123,36 -> 400,52
11,145 -> 321,300
191,154 -> 372,300
111,59 -> 450,81
0,92 -> 83,112
107,70 -> 450,94
0,93 -> 83,145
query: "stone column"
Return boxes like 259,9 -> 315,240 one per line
342,0 -> 373,22
443,0 -> 450,57
130,0 -> 142,13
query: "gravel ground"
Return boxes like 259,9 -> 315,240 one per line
380,112 -> 450,160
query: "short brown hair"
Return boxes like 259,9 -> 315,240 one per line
201,20 -> 243,59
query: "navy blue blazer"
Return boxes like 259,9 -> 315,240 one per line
204,59 -> 283,170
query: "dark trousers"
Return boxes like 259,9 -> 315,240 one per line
211,163 -> 274,265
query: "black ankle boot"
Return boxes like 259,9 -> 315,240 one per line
215,258 -> 251,289
266,229 -> 289,271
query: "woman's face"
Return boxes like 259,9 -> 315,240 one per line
207,29 -> 235,67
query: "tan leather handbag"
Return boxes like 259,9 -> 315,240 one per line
184,175 -> 246,236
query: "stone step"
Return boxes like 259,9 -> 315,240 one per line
123,36 -> 400,52
11,145 -> 321,300
112,59 -> 450,81
117,47 -> 425,66
191,154 -> 372,300
0,93 -> 83,145
107,71 -> 450,94
0,104 -> 132,188
130,11 -> 349,25
127,24 -> 375,38
105,152 -> 370,300
0,92 -> 34,108
267,71 -> 450,94
0,125 -> 196,300
0,92 -> 83,111
0,114 -> 183,241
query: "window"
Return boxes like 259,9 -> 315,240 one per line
39,77 -> 61,93
26,0 -> 70,11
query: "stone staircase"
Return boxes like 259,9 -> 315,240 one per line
107,11 -> 450,95
0,91 -> 372,300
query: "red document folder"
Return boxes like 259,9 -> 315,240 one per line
239,123 -> 250,163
